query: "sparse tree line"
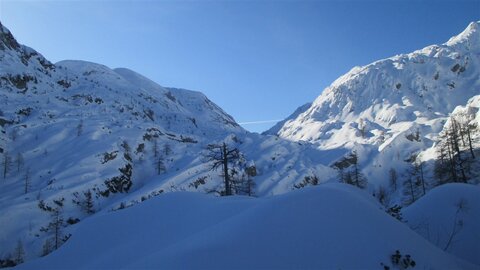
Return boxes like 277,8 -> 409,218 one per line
434,117 -> 477,185
328,114 -> 478,223
38,198 -> 71,257
0,240 -> 25,268
0,131 -> 180,266
2,150 -> 32,194
333,150 -> 368,189
372,115 -> 478,215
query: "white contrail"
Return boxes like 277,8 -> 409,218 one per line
238,119 -> 283,125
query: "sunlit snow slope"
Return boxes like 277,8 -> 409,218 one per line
273,21 -> 480,147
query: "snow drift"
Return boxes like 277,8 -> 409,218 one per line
17,184 -> 473,270
404,183 -> 480,266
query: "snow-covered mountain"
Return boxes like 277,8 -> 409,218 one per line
1,19 -> 479,269
273,21 -> 479,145
0,21 -> 335,264
269,21 -> 480,184
262,102 -> 311,136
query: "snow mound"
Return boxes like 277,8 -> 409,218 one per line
404,183 -> 480,266
17,184 -> 472,270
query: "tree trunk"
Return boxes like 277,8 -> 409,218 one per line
466,126 -> 475,159
446,134 -> 457,182
419,162 -> 426,195
408,179 -> 415,203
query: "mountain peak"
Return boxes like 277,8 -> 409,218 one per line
274,21 -> 480,146
0,21 -> 20,50
445,21 -> 480,50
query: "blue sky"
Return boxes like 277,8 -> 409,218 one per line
1,0 -> 479,132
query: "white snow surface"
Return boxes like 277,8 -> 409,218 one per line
16,184 -> 474,270
404,183 -> 480,266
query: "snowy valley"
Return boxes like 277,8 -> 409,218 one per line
1,20 -> 479,269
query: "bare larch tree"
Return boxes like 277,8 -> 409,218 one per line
204,142 -> 240,196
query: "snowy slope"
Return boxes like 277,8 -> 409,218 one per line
16,184 -> 475,270
268,21 -> 480,192
262,102 -> 311,136
404,183 -> 480,266
0,21 -> 335,263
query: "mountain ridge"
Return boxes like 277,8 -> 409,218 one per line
273,21 -> 480,146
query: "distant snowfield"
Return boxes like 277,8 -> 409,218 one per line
17,184 -> 476,270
